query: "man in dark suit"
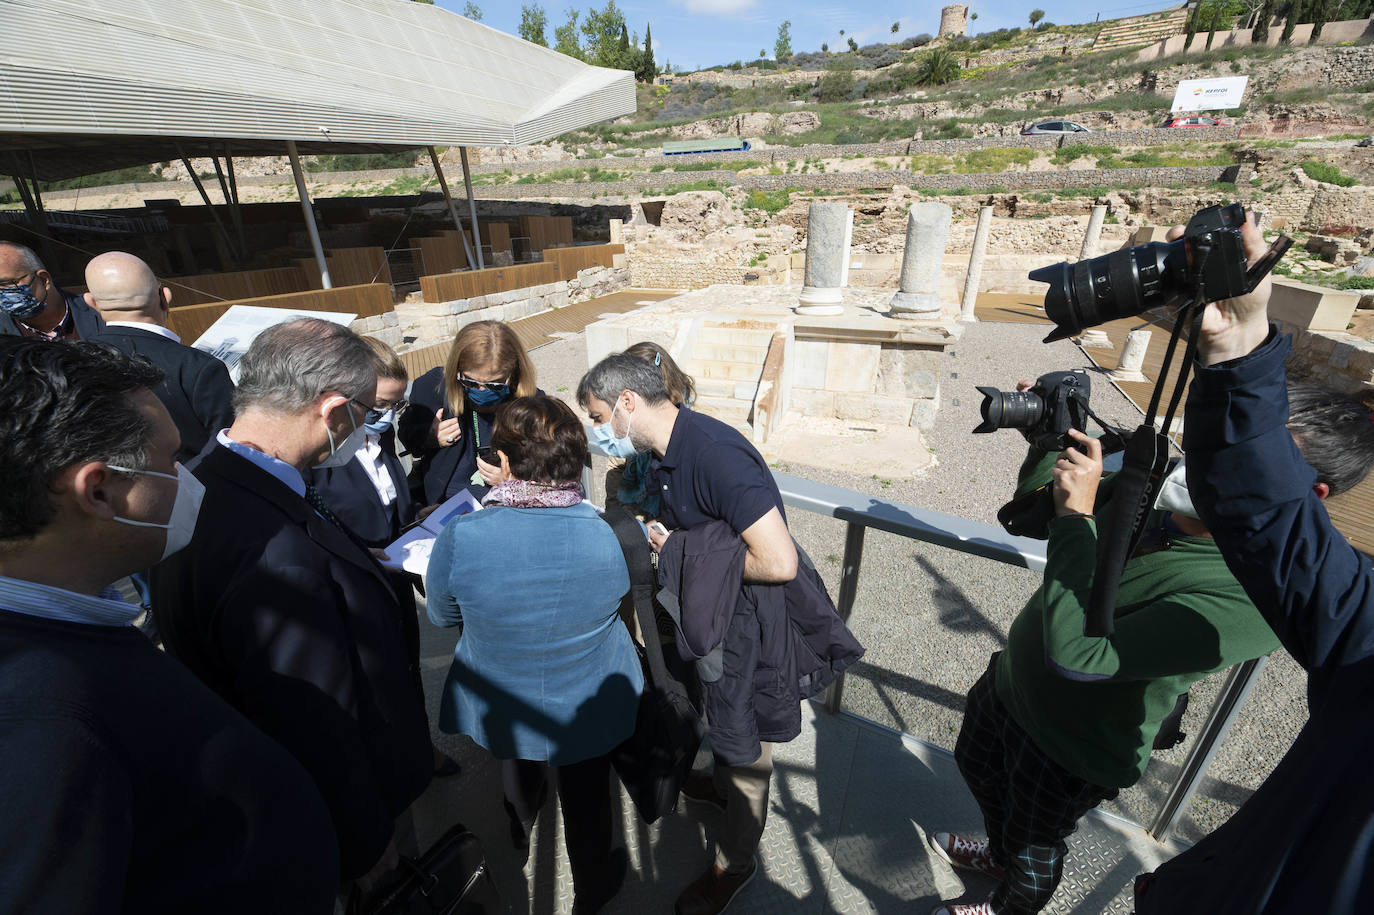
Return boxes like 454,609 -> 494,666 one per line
85,251 -> 235,464
150,317 -> 432,887
0,336 -> 339,912
0,241 -> 105,340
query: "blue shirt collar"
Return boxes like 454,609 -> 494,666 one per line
216,429 -> 306,497
0,575 -> 139,627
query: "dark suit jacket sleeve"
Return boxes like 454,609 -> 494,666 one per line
0,715 -> 131,914
1184,329 -> 1374,684
215,563 -> 394,879
190,356 -> 236,439
398,368 -> 444,457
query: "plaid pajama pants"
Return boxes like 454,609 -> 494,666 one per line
953,654 -> 1119,915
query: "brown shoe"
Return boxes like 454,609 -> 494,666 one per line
674,858 -> 758,915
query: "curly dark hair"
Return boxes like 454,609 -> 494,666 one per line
0,338 -> 163,542
490,396 -> 590,484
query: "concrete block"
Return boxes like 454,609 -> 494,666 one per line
382,312 -> 399,327
835,393 -> 915,425
790,388 -> 837,417
734,381 -> 761,400
824,342 -> 881,393
1269,279 -> 1360,332
585,320 -> 630,366
613,253 -> 627,269
910,401 -> 939,430
548,291 -> 570,309
792,339 -> 829,390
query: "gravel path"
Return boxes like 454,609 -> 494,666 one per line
527,317 -> 1308,845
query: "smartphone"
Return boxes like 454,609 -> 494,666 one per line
648,521 -> 669,538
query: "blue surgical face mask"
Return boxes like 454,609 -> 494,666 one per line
592,402 -> 639,460
466,386 -> 509,408
0,283 -> 45,320
364,409 -> 395,435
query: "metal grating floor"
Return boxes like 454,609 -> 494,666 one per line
415,684 -> 1184,914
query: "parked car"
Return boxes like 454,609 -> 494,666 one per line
1020,120 -> 1091,135
1356,136 -> 1373,148
1160,115 -> 1229,128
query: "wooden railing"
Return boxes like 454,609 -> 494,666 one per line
166,283 -> 393,343
295,247 -> 390,289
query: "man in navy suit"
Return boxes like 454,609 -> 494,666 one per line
0,241 -> 104,341
150,318 -> 432,887
85,252 -> 235,464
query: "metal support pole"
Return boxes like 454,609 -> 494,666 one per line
213,151 -> 248,260
427,146 -> 477,271
286,140 -> 332,289
178,146 -> 240,266
824,518 -> 867,714
1149,656 -> 1267,841
459,146 -> 485,270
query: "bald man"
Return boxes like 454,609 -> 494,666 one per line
87,252 -> 234,463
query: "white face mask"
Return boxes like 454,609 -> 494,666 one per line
107,463 -> 205,561
1154,458 -> 1199,520
314,398 -> 367,469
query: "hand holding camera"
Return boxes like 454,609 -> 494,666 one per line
1051,430 -> 1103,517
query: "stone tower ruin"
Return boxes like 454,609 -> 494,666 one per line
939,4 -> 969,38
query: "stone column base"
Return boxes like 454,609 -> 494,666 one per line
889,290 -> 942,317
798,285 -> 844,315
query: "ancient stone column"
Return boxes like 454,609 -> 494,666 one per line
1111,329 -> 1151,383
609,218 -> 623,245
959,205 -> 993,323
890,201 -> 952,318
1080,204 -> 1107,260
797,201 -> 853,316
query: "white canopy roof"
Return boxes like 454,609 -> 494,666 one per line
0,0 -> 635,180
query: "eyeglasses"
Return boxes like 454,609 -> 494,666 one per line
365,399 -> 408,424
0,271 -> 36,289
458,375 -> 511,396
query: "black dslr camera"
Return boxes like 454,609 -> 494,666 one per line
1029,203 -> 1291,343
974,370 -> 1095,453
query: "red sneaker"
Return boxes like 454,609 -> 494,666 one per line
928,832 -> 1005,881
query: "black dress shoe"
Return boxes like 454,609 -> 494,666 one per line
573,847 -> 629,915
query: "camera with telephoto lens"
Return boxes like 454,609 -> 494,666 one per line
1028,202 -> 1291,343
973,369 -> 1093,453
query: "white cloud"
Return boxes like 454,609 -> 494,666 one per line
670,0 -> 761,15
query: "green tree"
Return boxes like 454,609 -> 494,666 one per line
816,67 -> 856,102
775,20 -> 793,61
892,21 -> 901,33
1029,8 -> 1045,26
821,41 -> 829,53
582,0 -> 628,67
1206,1 -> 1223,48
1184,0 -> 1201,48
519,4 -> 548,45
1252,0 -> 1276,41
639,23 -> 657,81
847,36 -> 858,51
1309,0 -> 1331,41
1280,0 -> 1301,42
461,1 -> 482,20
915,48 -> 961,85
554,7 -> 583,59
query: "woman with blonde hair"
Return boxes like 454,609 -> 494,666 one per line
399,320 -> 538,506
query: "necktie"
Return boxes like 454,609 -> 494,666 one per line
304,483 -> 347,534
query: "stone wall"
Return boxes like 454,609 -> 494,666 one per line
1137,17 -> 1374,62
350,311 -> 403,348
1285,326 -> 1374,394
474,164 -> 1245,201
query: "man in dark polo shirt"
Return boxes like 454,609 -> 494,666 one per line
579,352 -> 798,915
0,241 -> 105,340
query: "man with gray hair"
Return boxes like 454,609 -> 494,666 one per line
150,318 -> 432,888
86,251 -> 235,463
0,240 -> 105,340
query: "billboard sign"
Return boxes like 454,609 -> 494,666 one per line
1171,76 -> 1248,112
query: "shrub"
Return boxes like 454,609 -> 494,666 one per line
915,48 -> 961,86
742,188 -> 795,214
1301,161 -> 1357,186
816,68 -> 858,103
901,34 -> 933,49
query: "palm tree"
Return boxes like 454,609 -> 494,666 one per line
916,48 -> 962,85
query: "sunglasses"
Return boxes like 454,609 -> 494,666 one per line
458,375 -> 511,396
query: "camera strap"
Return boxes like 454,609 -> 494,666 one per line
1083,285 -> 1207,638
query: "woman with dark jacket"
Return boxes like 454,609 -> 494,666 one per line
398,320 -> 538,508
426,396 -> 641,915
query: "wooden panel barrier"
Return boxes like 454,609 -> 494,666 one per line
420,262 -> 559,303
419,235 -> 468,275
295,247 -> 390,289
542,243 -> 624,275
399,340 -> 453,382
162,266 -> 311,306
166,283 -> 394,344
519,215 -> 573,252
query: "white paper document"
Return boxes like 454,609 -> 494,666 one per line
191,305 -> 356,381
379,490 -> 482,574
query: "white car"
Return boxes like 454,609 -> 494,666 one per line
1020,120 -> 1091,136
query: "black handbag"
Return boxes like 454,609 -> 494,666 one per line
351,824 -> 502,915
601,505 -> 707,825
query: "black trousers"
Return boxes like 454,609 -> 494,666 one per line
953,655 -> 1118,915
502,754 -> 616,900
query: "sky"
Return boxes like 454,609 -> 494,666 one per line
429,0 -> 1183,72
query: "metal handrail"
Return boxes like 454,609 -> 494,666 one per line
771,469 -> 1262,843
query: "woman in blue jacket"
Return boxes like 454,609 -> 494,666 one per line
426,395 -> 641,915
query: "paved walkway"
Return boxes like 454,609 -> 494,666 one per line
415,613 -> 1181,915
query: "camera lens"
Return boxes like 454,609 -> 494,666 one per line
1031,242 -> 1179,342
974,386 -> 1045,433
